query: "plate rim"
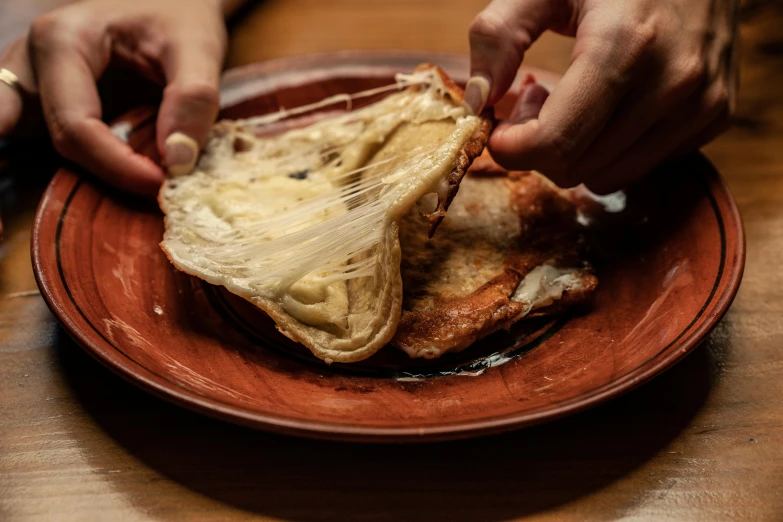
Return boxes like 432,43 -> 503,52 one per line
31,51 -> 746,442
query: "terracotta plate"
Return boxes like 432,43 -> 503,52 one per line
32,52 -> 745,442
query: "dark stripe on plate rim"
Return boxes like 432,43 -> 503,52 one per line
54,178 -> 182,389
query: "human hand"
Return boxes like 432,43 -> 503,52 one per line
465,0 -> 740,194
0,0 -> 229,196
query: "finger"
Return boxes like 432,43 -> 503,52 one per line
466,0 -> 564,114
507,75 -> 550,124
584,86 -> 731,195
156,28 -> 225,176
562,58 -> 709,181
488,24 -> 644,186
0,36 -> 37,137
29,19 -> 163,196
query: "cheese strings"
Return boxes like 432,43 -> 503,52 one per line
162,68 -> 478,298
241,74 -> 430,128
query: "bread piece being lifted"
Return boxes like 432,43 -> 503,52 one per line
159,64 -> 493,363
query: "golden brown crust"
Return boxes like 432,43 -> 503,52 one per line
394,259 -> 532,356
466,148 -> 509,176
423,114 -> 495,238
159,63 -> 494,363
413,63 -> 465,103
392,171 -> 597,358
411,64 -> 497,238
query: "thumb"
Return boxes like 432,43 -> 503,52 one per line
156,32 -> 225,177
465,0 -> 564,114
507,74 -> 550,124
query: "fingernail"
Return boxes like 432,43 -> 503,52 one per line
164,132 -> 199,177
463,75 -> 490,115
510,82 -> 550,123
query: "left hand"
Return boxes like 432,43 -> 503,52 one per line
0,0 -> 230,197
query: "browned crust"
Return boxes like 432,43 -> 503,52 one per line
411,63 -> 496,238
423,114 -> 495,238
412,63 -> 465,103
393,268 -> 597,356
392,171 -> 597,357
158,63 -> 497,363
467,148 -> 508,176
393,257 -> 534,356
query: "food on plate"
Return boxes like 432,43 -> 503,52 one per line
159,64 -> 493,363
159,64 -> 597,364
394,163 -> 597,358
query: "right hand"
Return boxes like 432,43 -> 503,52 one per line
0,0 -> 228,196
465,0 -> 739,194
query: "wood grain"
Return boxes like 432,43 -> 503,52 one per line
1,0 -> 782,521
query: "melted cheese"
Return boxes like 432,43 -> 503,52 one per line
160,69 -> 479,328
400,263 -> 586,360
511,263 -> 585,313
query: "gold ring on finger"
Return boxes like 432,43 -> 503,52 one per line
0,68 -> 24,98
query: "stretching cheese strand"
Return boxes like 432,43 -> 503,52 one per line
160,68 -> 481,328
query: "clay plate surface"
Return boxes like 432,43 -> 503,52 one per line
32,51 -> 745,442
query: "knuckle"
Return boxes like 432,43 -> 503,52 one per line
469,11 -> 529,51
50,128 -> 75,158
166,82 -> 220,109
627,22 -> 657,57
48,114 -> 83,158
675,57 -> 708,93
6,36 -> 27,55
469,12 -> 502,45
29,13 -> 61,46
586,23 -> 656,89
608,17 -> 656,66
197,28 -> 228,53
29,9 -> 101,54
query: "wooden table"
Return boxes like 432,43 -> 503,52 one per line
1,1 -> 781,520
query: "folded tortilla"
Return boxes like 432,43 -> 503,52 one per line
159,65 -> 493,363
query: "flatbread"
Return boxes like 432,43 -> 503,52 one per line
159,65 -> 493,363
393,165 -> 597,359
